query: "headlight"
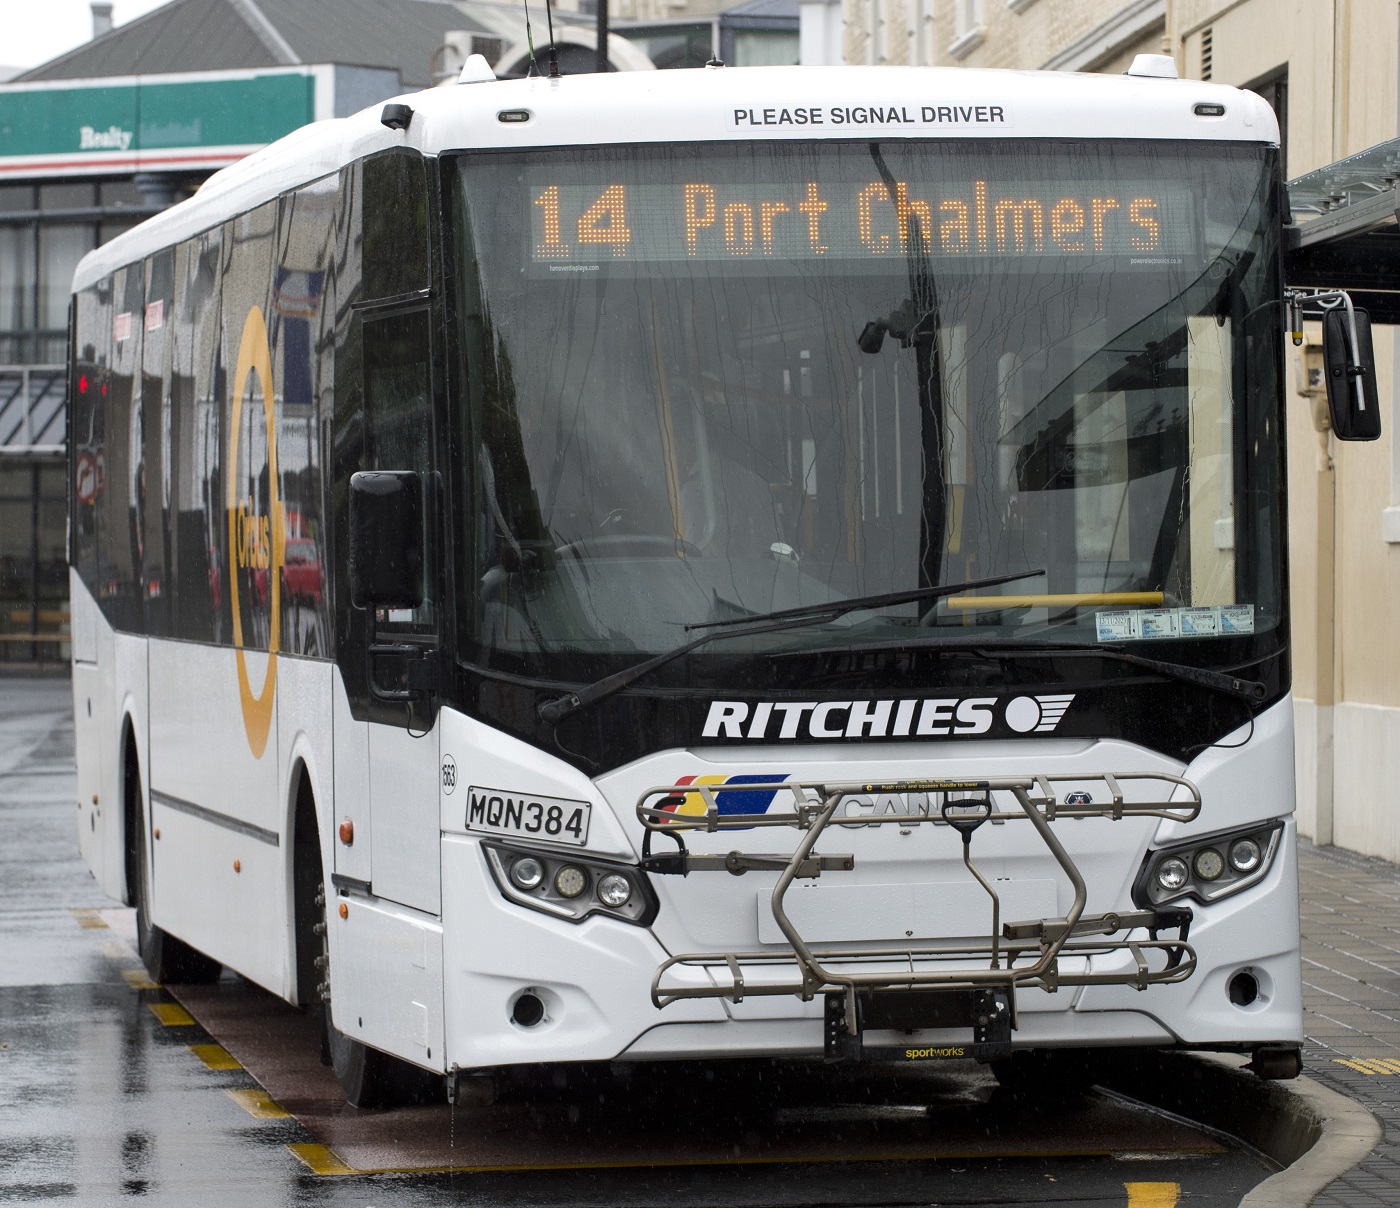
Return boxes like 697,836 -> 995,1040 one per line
482,842 -> 658,926
1229,837 -> 1262,873
554,865 -> 589,899
1156,856 -> 1189,891
1193,848 -> 1225,881
1133,821 -> 1285,908
597,873 -> 633,907
509,856 -> 545,890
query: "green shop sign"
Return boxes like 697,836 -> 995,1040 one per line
0,67 -> 329,177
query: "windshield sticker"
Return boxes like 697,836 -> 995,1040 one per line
1096,605 -> 1255,642
701,695 -> 1074,742
1140,609 -> 1179,639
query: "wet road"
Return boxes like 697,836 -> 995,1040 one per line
0,675 -> 1272,1205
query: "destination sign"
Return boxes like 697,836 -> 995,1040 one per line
527,177 -> 1199,271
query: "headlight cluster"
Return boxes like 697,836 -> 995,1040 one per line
483,842 -> 658,926
1132,821 -> 1284,908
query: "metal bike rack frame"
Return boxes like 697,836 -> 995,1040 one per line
637,772 -> 1201,1061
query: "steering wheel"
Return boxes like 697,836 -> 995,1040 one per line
555,534 -> 703,560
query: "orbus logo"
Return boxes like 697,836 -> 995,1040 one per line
701,694 -> 1076,742
660,773 -> 793,819
226,307 -> 285,759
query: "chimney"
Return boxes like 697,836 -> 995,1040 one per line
92,2 -> 114,39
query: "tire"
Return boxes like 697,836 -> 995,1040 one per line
309,867 -> 439,1109
324,1018 -> 436,1109
125,742 -> 221,985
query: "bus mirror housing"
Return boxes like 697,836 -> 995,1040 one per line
1321,304 -> 1382,441
349,470 -> 424,609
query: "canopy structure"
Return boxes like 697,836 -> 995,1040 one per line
1287,137 -> 1400,323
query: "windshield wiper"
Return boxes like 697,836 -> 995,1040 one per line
1016,643 -> 1270,702
536,569 -> 1044,725
685,568 -> 1045,631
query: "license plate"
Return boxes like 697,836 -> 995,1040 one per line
465,786 -> 592,846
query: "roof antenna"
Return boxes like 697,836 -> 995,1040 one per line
522,0 -> 539,76
543,0 -> 560,77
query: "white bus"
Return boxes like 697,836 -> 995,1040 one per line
69,56 -> 1341,1106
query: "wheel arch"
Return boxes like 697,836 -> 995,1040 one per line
286,751 -> 329,1005
118,706 -> 145,908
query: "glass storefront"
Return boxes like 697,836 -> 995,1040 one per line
0,177 -> 159,662
0,458 -> 67,663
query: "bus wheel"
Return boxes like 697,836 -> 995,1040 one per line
314,879 -> 438,1109
125,739 -> 221,985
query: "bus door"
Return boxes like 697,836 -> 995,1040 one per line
339,306 -> 442,916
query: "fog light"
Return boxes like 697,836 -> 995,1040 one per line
554,865 -> 588,898
1193,847 -> 1225,881
1156,856 -> 1189,892
597,873 -> 632,907
1229,970 -> 1260,1006
509,856 -> 545,891
1230,837 -> 1263,873
512,992 -> 545,1027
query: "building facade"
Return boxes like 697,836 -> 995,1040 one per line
811,0 -> 1400,862
0,0 -> 803,666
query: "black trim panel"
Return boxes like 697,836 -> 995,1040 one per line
150,789 -> 281,847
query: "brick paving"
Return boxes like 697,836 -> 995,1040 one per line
1300,839 -> 1400,1203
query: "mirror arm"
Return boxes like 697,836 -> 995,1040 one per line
1287,287 -> 1369,413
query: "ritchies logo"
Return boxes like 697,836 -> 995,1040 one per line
702,694 -> 1075,742
226,307 -> 285,758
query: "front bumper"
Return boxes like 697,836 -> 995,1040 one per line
440,769 -> 1302,1070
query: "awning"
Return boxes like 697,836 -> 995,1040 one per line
1287,137 -> 1400,323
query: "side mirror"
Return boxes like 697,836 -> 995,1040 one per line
1322,305 -> 1382,441
349,470 -> 423,609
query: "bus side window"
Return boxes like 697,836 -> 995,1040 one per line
363,308 -> 434,631
71,279 -> 111,589
362,150 -> 429,301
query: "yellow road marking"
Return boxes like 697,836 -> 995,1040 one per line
120,969 -> 159,990
287,1143 -> 357,1175
227,1088 -> 291,1119
1335,1057 -> 1400,1075
147,1002 -> 195,1027
71,910 -> 107,929
190,1043 -> 242,1070
99,939 -> 134,961
1125,1184 -> 1180,1208
283,1146 -> 1219,1178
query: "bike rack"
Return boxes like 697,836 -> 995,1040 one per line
636,772 -> 1201,1062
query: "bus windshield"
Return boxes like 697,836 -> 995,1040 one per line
449,139 -> 1281,680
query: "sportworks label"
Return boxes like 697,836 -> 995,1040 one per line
904,1045 -> 967,1059
702,695 -> 1075,741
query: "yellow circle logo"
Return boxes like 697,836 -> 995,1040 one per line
226,306 -> 285,759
